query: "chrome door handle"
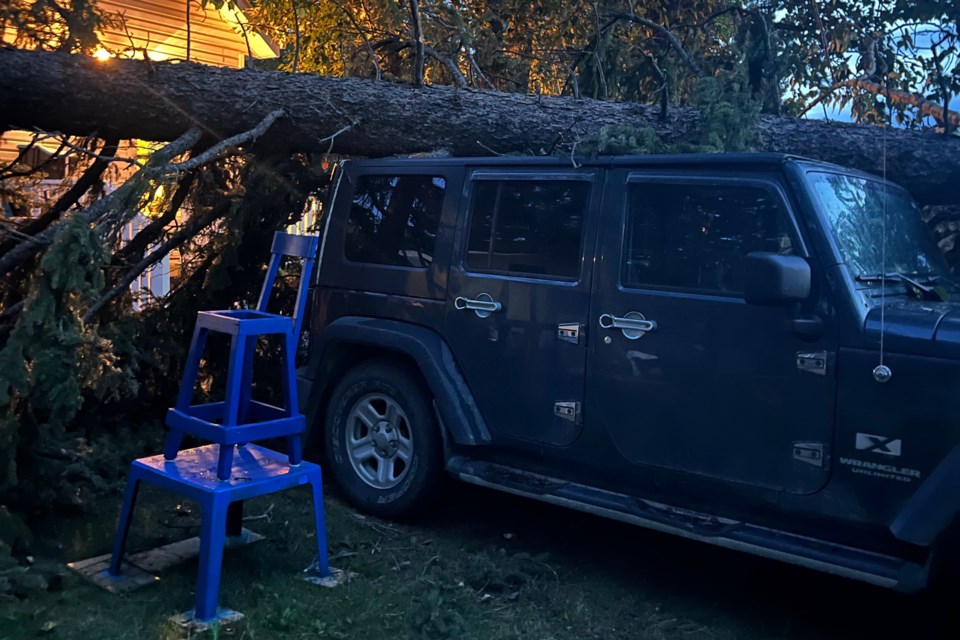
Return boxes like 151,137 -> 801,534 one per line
455,293 -> 502,318
599,312 -> 657,339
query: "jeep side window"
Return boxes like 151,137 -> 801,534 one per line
623,182 -> 794,294
466,180 -> 588,280
345,175 -> 446,268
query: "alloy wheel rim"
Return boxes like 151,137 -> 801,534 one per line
345,393 -> 414,489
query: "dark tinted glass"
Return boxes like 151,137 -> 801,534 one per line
466,180 -> 589,279
345,175 -> 446,268
623,183 -> 794,293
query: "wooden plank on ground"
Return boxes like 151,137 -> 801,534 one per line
68,528 -> 264,592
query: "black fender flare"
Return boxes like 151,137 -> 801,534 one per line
300,316 -> 492,447
890,444 -> 960,546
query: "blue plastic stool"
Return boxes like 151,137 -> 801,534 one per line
107,445 -> 329,622
163,232 -> 319,479
106,232 -> 327,623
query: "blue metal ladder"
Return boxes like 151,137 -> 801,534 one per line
106,232 -> 330,623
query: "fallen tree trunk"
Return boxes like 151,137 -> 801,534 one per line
1,48 -> 958,206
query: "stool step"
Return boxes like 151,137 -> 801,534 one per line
167,405 -> 305,444
137,444 -> 313,493
197,309 -> 292,336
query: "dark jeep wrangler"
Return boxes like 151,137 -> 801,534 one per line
297,153 -> 960,592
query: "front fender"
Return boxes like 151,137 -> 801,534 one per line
302,316 -> 492,447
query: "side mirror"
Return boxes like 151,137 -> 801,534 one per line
743,253 -> 811,305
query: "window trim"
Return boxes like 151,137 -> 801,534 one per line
619,174 -> 807,298
462,174 -> 593,283
341,173 -> 448,271
471,171 -> 596,182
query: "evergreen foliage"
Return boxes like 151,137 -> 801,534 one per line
0,214 -> 126,500
689,67 -> 761,153
578,65 -> 761,156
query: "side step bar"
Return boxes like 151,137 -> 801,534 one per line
446,456 -> 929,592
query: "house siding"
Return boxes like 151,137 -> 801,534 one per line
96,0 -> 254,68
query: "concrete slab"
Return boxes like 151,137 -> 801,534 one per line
302,565 -> 352,588
170,607 -> 245,632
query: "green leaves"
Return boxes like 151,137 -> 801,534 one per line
777,0 -> 958,129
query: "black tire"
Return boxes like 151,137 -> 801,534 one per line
928,517 -> 960,589
324,359 -> 443,518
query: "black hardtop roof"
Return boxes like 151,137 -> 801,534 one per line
344,152 -> 846,172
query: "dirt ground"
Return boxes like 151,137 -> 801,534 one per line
1,480 -> 958,640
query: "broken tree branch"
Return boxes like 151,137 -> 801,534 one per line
37,132 -> 141,167
0,137 -> 120,258
611,12 -> 704,77
0,126 -> 203,277
423,45 -> 467,88
0,133 -> 70,180
173,109 -> 284,172
109,165 -> 198,268
83,196 -> 238,323
332,0 -> 382,80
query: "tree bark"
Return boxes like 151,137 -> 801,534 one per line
408,0 -> 425,87
1,49 -> 958,206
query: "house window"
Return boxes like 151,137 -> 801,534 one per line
622,182 -> 794,294
16,144 -> 67,180
465,180 -> 589,280
345,175 -> 446,268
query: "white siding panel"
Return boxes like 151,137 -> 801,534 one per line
96,0 -> 251,67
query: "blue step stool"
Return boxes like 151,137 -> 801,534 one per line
106,232 -> 329,623
108,445 -> 328,622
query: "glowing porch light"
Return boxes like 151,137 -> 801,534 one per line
93,47 -> 112,61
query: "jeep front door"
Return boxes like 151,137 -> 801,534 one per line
445,170 -> 599,446
586,171 -> 836,494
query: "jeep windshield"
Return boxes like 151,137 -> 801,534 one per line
807,171 -> 951,289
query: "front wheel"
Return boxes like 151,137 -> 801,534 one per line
324,360 -> 443,518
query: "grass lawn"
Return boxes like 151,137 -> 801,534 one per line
1,480 -> 957,640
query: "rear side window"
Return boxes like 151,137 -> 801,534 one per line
466,180 -> 589,280
623,182 -> 794,294
345,175 -> 446,268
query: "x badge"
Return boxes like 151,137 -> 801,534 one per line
855,433 -> 902,457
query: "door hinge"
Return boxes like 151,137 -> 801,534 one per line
793,441 -> 827,468
554,401 -> 581,424
557,322 -> 581,345
796,351 -> 828,376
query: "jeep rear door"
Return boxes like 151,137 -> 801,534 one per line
586,169 -> 837,495
445,168 -> 601,446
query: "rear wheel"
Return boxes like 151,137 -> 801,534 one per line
324,359 -> 443,518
